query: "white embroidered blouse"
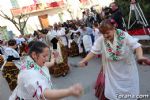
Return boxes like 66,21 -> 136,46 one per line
91,29 -> 141,100
9,56 -> 52,100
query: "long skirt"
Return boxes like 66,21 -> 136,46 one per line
0,55 -> 4,67
49,43 -> 69,77
68,40 -> 79,57
49,63 -> 69,77
95,68 -> 108,100
2,62 -> 19,91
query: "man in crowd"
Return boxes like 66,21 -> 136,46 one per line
110,2 -> 125,30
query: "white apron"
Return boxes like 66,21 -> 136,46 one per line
82,35 -> 93,52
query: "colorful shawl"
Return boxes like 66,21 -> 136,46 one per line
21,56 -> 52,85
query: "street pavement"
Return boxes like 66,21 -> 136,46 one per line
0,55 -> 150,100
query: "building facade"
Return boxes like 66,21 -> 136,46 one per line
0,0 -> 114,36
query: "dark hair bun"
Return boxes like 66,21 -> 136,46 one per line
28,41 -> 48,55
8,39 -> 16,46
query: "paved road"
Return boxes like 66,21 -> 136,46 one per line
0,56 -> 150,100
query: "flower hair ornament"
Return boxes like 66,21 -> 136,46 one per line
109,18 -> 118,27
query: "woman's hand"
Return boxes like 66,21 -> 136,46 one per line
68,83 -> 83,97
43,83 -> 83,100
51,58 -> 55,65
44,59 -> 55,68
137,57 -> 150,65
79,61 -> 88,67
53,51 -> 59,58
135,47 -> 147,65
78,52 -> 95,67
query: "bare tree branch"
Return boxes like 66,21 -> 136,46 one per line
0,10 -> 29,35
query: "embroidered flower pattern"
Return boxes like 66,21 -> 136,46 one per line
21,56 -> 51,84
30,64 -> 34,68
105,30 -> 125,61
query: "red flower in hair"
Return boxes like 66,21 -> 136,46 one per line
114,23 -> 118,27
110,19 -> 115,24
109,19 -> 118,27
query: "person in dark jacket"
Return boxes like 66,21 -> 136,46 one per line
110,2 -> 125,30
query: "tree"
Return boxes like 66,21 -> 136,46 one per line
0,11 -> 29,35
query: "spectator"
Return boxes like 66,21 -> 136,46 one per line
4,39 -> 20,61
110,2 -> 125,30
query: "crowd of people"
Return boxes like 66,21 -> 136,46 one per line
0,1 -> 149,100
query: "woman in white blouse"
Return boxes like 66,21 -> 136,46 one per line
79,19 -> 146,100
9,41 -> 83,100
4,39 -> 20,61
